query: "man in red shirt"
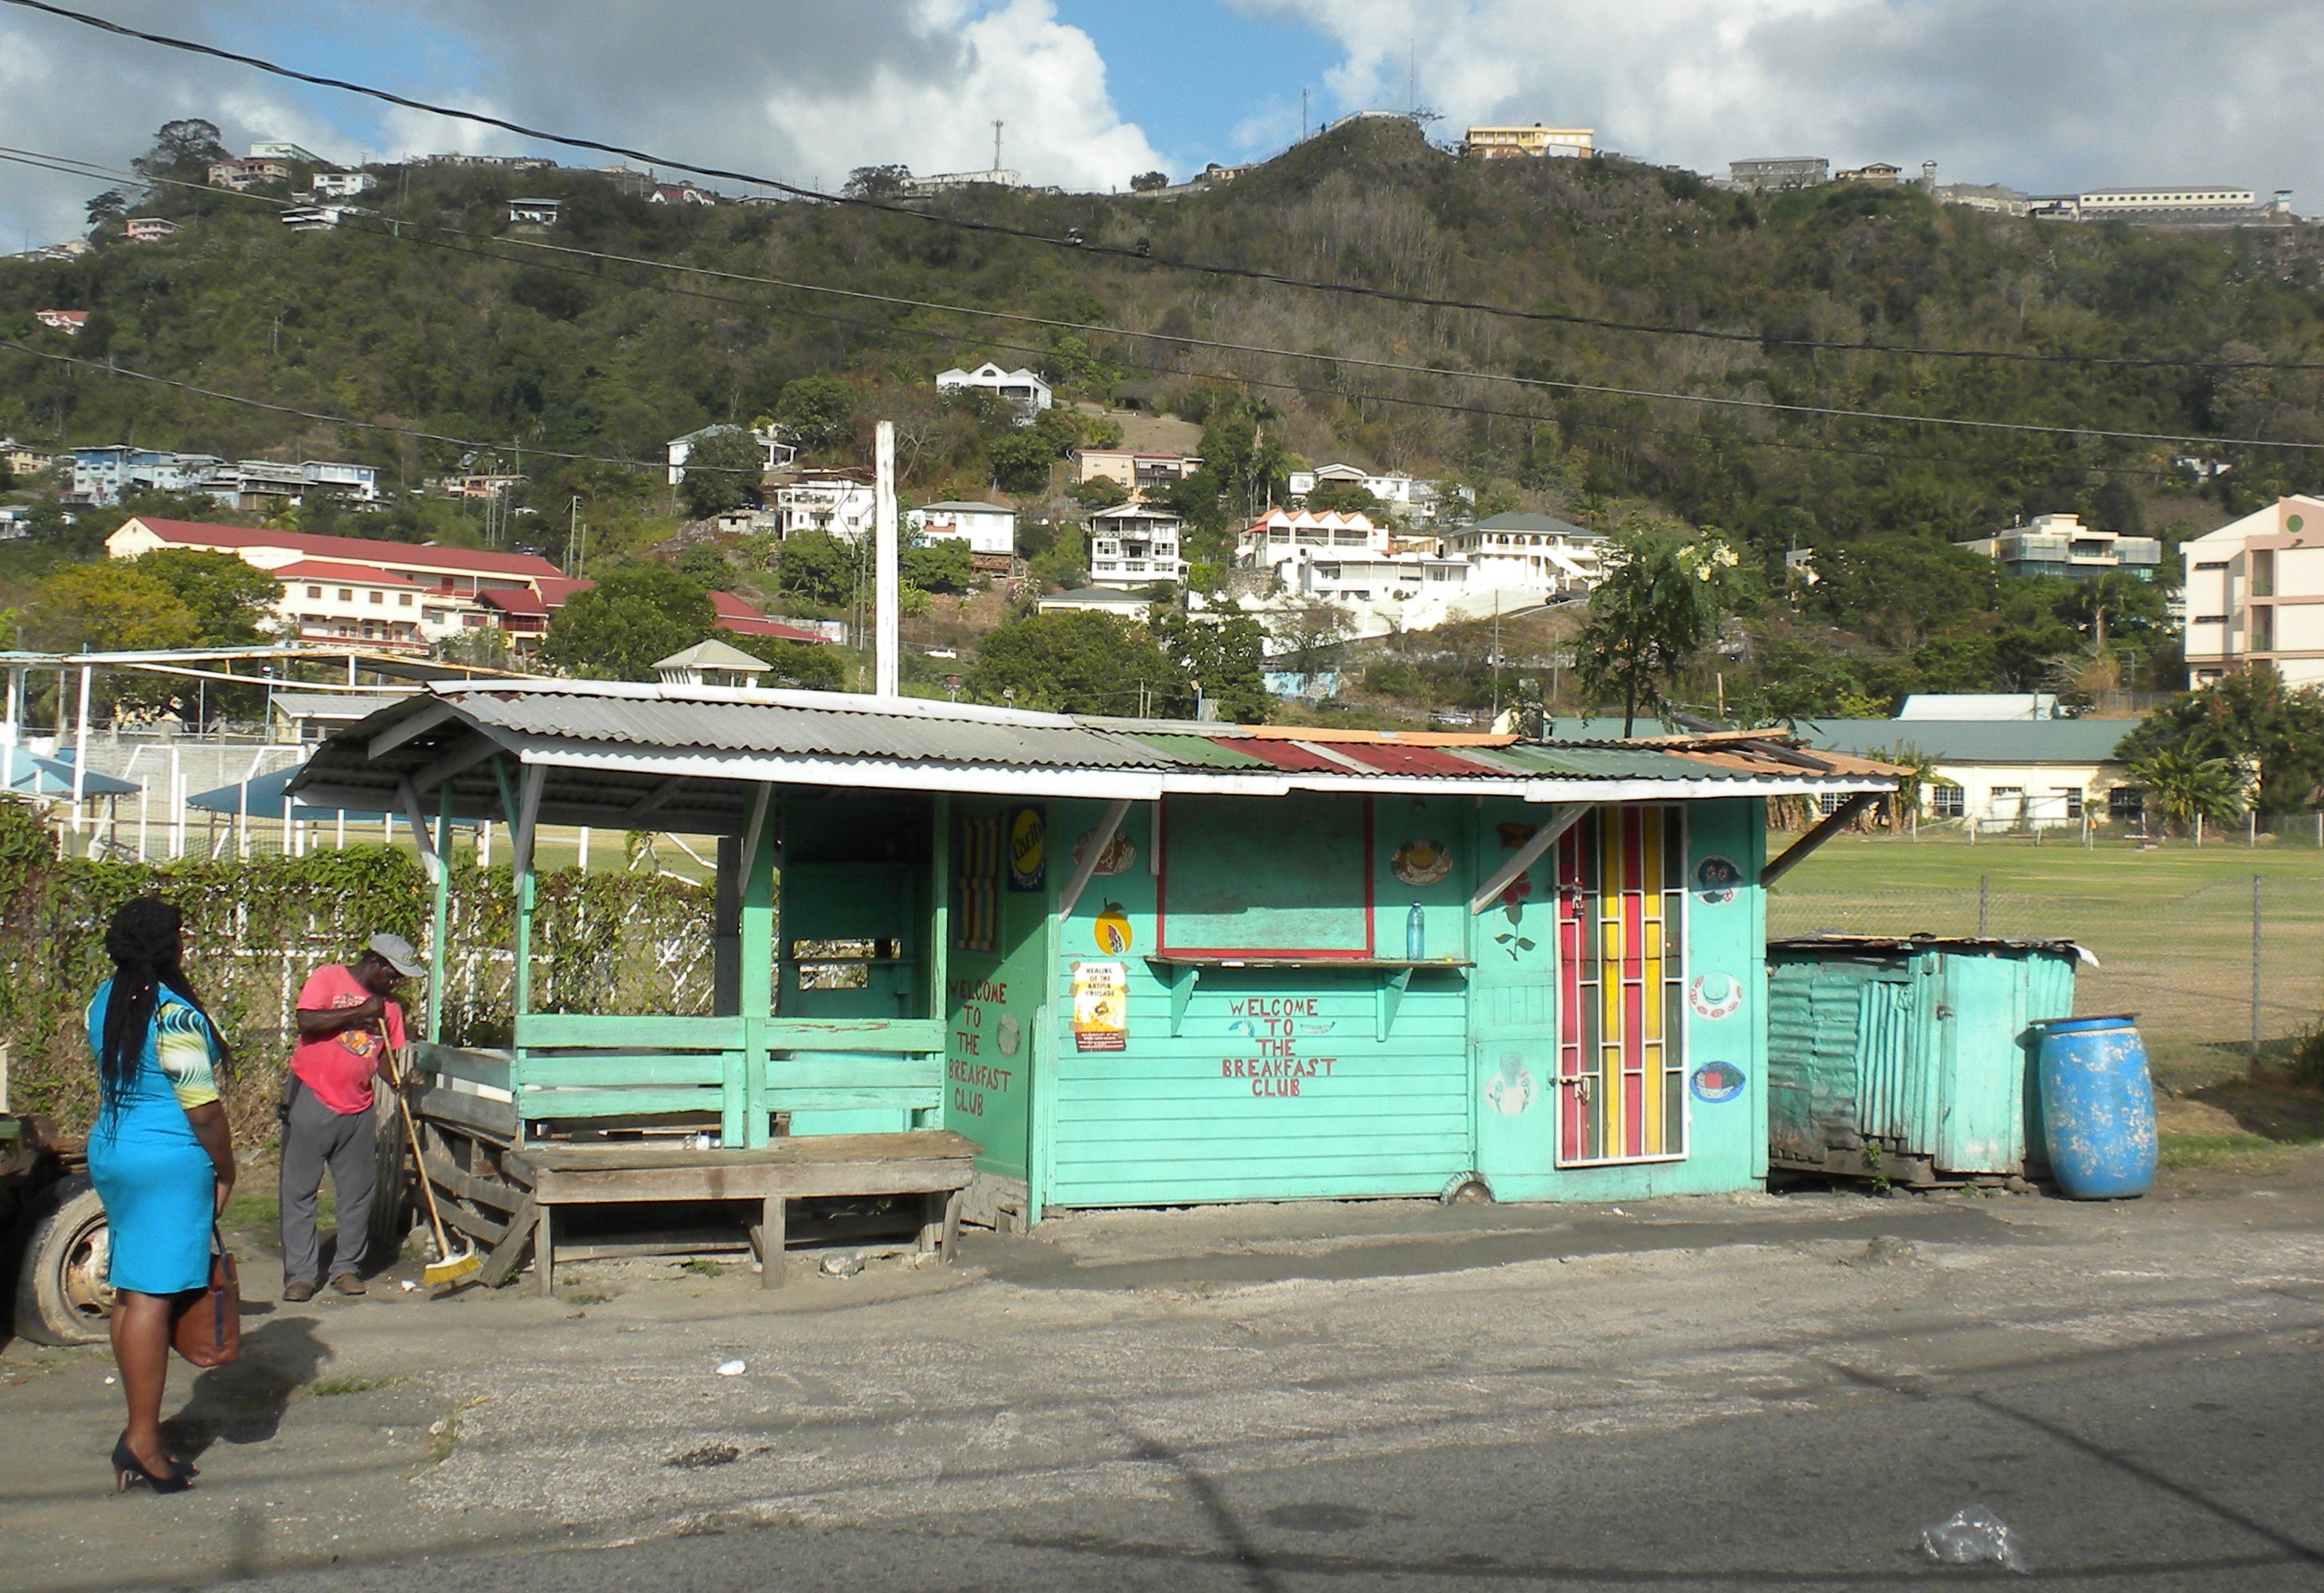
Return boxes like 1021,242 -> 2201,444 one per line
280,933 -> 423,1301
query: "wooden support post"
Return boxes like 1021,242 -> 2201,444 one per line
919,1192 -> 945,1257
534,1205 -> 554,1297
1057,796 -> 1130,920
941,1187 -> 964,1264
759,1194 -> 785,1290
1471,803 -> 1587,915
428,784 -> 453,1046
737,784 -> 777,1148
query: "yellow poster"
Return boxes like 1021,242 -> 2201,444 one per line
1071,960 -> 1128,1052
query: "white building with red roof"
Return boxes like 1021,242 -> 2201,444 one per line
271,561 -> 459,649
108,516 -> 565,596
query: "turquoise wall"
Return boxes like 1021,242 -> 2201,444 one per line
943,798 -> 1048,1182
1035,793 -> 1771,1213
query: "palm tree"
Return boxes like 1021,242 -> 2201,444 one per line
2128,746 -> 2244,837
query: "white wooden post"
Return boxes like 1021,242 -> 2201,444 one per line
874,420 -> 899,697
71,664 -> 91,838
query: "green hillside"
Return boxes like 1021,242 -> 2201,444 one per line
4,117 -> 2322,713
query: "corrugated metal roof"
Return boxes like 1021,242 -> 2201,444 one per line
1125,732 -> 1274,769
1333,742 -> 1504,777
1488,743 -> 1728,779
453,690 -> 1175,769
1796,718 -> 2136,765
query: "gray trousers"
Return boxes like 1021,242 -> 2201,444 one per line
279,1083 -> 377,1285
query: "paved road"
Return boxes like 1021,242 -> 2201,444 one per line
6,1175 -> 2321,1593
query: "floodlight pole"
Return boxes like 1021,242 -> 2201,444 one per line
874,421 -> 900,698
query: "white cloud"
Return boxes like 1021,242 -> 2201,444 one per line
0,0 -> 1161,245
1238,0 -> 2324,198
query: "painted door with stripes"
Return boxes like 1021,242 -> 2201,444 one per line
1554,805 -> 1688,1166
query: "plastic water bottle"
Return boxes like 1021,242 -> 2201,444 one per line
1406,902 -> 1426,961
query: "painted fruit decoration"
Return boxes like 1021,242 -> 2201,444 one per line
1391,840 -> 1453,887
1690,1061 -> 1746,1103
1688,972 -> 1743,1020
1094,901 -> 1133,955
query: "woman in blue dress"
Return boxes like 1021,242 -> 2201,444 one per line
85,897 -> 236,1495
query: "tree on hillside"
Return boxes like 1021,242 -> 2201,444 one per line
964,610 -> 1186,715
2118,668 -> 2324,818
1129,171 -> 1170,193
26,564 -> 198,652
1068,475 -> 1129,511
84,189 -> 130,235
135,550 -> 281,644
775,529 -> 863,611
131,119 -> 228,186
679,426 -> 766,520
1151,609 -> 1270,723
1577,528 -> 1737,735
1302,480 -> 1380,515
902,534 -> 976,596
772,375 -> 857,452
673,542 -> 735,590
538,566 -> 714,680
843,165 -> 912,199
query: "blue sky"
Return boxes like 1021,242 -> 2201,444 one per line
0,1 -> 2318,245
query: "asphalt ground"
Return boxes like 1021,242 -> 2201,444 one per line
3,1163 -> 2320,1593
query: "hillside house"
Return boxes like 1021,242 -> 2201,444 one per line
507,198 -> 561,225
310,171 -> 377,199
1956,513 -> 2162,581
773,472 -> 878,541
1729,156 -> 1829,190
1287,464 -> 1438,518
1465,124 -> 1594,159
1089,503 -> 1186,588
648,182 -> 719,205
108,517 -> 565,603
666,424 -> 796,485
272,561 -> 448,650
906,501 -> 1016,558
123,217 -> 179,242
1073,448 -> 1201,500
936,362 -> 1053,420
1441,512 -> 1607,597
33,310 -> 87,334
206,158 -> 292,190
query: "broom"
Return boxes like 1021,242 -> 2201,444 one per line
384,1037 -> 481,1289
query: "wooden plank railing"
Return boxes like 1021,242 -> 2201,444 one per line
495,1012 -> 948,1145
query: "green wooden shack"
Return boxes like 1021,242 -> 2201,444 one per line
1765,935 -> 2085,1186
295,685 -> 1896,1257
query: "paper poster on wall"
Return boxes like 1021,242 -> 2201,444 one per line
1008,806 -> 1046,890
1071,960 -> 1128,1051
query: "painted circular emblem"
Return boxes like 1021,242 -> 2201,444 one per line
1094,902 -> 1133,955
996,1012 -> 1021,1058
1074,828 -> 1137,877
1391,840 -> 1453,887
1693,855 -> 1742,903
1690,1061 -> 1747,1103
1688,972 -> 1743,1020
1485,1060 -> 1536,1116
1008,807 -> 1045,887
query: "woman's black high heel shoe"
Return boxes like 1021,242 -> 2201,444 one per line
112,1434 -> 192,1494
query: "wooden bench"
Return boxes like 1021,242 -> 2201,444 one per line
501,1129 -> 981,1294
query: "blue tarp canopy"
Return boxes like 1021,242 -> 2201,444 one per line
188,762 -> 390,822
1,751 -> 141,798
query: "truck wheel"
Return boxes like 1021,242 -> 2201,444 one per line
13,1175 -> 113,1346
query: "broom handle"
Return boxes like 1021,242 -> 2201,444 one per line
382,1027 -> 456,1259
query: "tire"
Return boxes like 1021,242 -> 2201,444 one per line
367,1082 -> 414,1264
13,1175 -> 114,1346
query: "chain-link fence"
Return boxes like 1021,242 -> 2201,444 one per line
1769,843 -> 2324,1089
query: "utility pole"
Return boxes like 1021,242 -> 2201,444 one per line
567,495 -> 581,576
1301,88 -> 1309,141
993,120 -> 1004,174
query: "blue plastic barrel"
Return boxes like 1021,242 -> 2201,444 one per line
2035,1016 -> 2157,1199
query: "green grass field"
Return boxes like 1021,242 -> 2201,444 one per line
1771,831 -> 2324,1089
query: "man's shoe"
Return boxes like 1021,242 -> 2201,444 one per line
329,1274 -> 366,1297
281,1281 -> 317,1303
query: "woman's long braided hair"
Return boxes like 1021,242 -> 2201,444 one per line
97,897 -> 228,1109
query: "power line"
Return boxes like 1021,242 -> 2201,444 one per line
9,0 -> 2323,375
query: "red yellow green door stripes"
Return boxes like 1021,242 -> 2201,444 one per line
1555,805 -> 1688,1166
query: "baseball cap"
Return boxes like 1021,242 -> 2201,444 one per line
367,933 -> 427,979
